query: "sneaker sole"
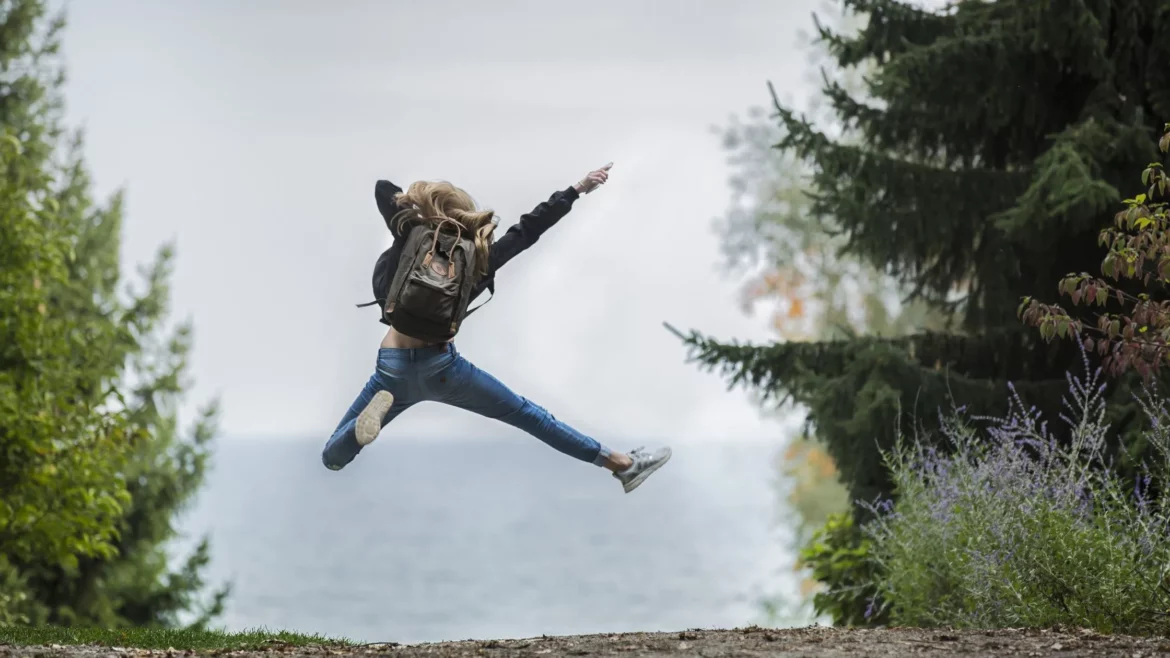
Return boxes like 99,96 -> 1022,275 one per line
623,447 -> 672,494
355,390 -> 394,447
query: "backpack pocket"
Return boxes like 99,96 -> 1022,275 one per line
399,268 -> 461,326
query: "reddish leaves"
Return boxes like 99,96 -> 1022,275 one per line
1020,126 -> 1170,378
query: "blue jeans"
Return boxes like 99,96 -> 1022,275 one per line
322,343 -> 613,470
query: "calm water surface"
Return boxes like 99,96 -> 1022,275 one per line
179,437 -> 797,643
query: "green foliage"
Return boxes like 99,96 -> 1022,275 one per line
0,0 -> 223,626
682,0 -> 1170,514
1021,124 -> 1170,378
0,0 -> 133,586
0,626 -> 350,650
866,362 -> 1170,634
796,512 -> 885,627
0,556 -> 33,625
672,324 -> 1070,507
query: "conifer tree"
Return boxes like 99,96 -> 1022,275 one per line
680,0 -> 1170,509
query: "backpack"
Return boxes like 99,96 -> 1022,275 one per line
374,219 -> 482,343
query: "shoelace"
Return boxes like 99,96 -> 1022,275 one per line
615,448 -> 649,479
627,447 -> 649,467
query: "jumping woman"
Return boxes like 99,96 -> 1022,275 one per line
321,163 -> 672,493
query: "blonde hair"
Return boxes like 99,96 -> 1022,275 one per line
393,181 -> 496,279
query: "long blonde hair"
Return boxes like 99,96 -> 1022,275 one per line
393,181 -> 496,279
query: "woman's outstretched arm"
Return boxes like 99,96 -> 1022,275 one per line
485,163 -> 611,276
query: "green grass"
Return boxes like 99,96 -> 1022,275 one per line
0,626 -> 352,651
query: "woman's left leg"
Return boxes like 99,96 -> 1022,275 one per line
429,352 -> 618,468
429,349 -> 673,492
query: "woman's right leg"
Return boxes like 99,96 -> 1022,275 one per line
321,372 -> 414,471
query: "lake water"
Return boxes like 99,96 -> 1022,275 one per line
178,437 -> 799,644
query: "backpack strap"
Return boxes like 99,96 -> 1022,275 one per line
420,217 -> 469,279
464,279 -> 494,318
356,300 -> 380,308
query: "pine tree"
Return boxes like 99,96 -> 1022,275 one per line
0,0 -> 225,626
679,0 -> 1170,510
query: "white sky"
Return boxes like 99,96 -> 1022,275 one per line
57,0 -> 825,444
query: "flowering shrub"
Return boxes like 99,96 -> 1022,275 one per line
863,345 -> 1170,633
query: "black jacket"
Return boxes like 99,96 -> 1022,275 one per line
370,179 -> 580,326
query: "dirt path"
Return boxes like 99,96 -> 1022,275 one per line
4,627 -> 1170,658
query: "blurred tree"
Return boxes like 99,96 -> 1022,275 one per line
713,4 -> 949,618
0,0 -> 226,626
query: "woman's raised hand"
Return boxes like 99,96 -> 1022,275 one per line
574,162 -> 613,195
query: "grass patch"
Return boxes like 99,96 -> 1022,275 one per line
0,626 -> 351,651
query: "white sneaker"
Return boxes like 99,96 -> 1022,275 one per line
355,390 -> 394,447
614,446 -> 672,493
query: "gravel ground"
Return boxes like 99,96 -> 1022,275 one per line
4,626 -> 1170,658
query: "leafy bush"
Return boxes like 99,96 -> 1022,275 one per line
796,512 -> 886,627
864,346 -> 1170,634
0,557 -> 32,626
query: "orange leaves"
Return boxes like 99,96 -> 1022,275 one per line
780,437 -> 847,522
741,265 -> 816,340
799,577 -> 823,598
741,267 -> 801,312
805,444 -> 838,478
789,297 -> 805,319
743,267 -> 805,304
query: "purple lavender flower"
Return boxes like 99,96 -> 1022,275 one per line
863,343 -> 1170,634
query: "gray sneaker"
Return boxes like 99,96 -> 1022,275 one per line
614,446 -> 672,493
355,390 -> 394,447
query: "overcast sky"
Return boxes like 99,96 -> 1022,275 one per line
56,0 -> 831,445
